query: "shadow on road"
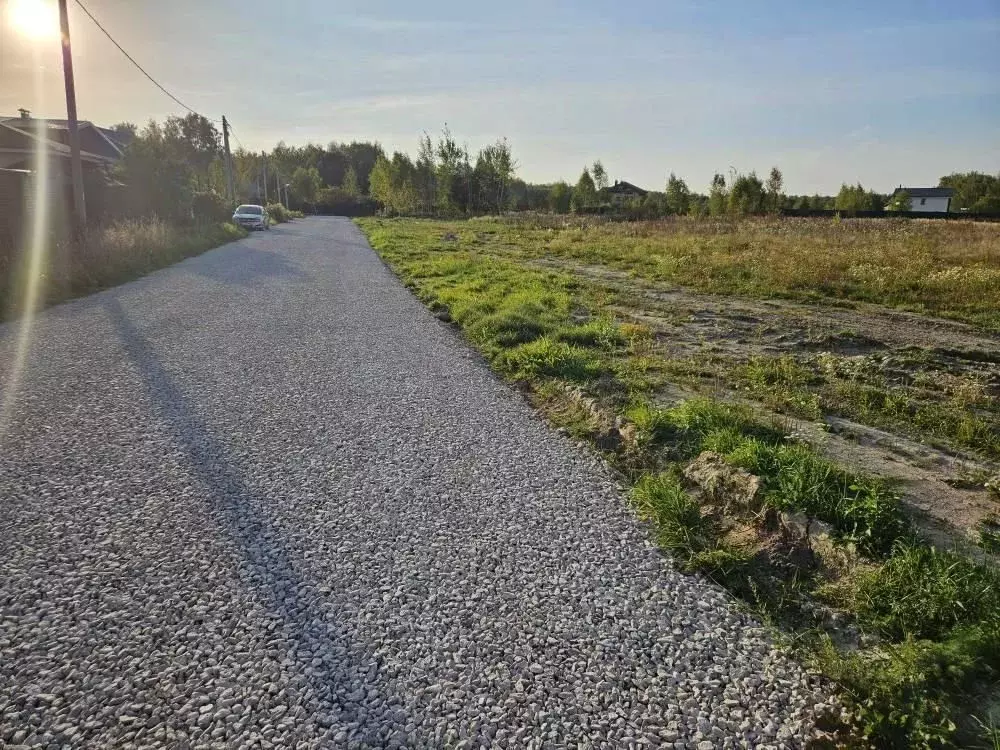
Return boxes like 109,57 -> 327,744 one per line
103,296 -> 405,744
188,246 -> 310,287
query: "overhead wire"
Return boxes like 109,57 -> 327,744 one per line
73,0 -> 202,117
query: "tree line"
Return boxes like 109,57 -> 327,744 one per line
101,116 -> 1000,222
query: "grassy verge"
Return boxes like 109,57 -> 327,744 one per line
359,216 -> 1000,748
1,218 -> 246,319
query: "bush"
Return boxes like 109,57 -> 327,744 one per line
192,191 -> 232,223
266,203 -> 291,223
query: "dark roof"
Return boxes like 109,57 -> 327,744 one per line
0,116 -> 124,161
606,180 -> 648,196
0,121 -> 112,166
893,187 -> 954,198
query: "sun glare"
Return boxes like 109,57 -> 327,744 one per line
9,0 -> 59,40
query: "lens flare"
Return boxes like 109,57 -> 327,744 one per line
0,47 -> 50,444
8,0 -> 59,40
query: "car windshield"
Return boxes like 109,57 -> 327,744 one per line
236,205 -> 262,215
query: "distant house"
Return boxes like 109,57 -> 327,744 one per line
605,180 -> 648,206
891,186 -> 954,213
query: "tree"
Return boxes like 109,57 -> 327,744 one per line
572,168 -> 597,212
111,122 -> 138,141
163,113 -> 220,188
886,190 -> 911,212
316,146 -> 349,188
728,172 -> 765,215
116,120 -> 195,221
414,132 -> 436,214
475,138 -> 518,214
708,173 -> 728,216
939,172 -> 1000,213
368,153 -> 419,214
549,182 -> 572,214
834,183 -> 881,213
291,166 -> 322,207
592,160 -> 609,191
341,165 -> 360,197
765,167 -> 784,213
341,141 -> 384,194
665,173 -> 690,215
368,155 -> 392,210
641,191 -> 667,218
435,126 -> 464,214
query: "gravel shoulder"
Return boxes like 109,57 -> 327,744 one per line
1,218 -> 834,748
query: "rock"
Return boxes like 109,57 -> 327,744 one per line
779,511 -> 810,542
683,452 -> 763,513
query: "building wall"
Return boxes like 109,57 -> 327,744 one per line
910,196 -> 950,213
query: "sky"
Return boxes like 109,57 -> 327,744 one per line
1,0 -> 998,194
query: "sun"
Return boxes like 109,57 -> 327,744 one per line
9,0 -> 59,40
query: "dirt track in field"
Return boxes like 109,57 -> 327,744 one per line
529,258 -> 1000,550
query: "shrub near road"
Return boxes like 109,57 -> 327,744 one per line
358,216 -> 1000,748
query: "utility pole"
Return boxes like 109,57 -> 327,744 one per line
222,116 -> 235,203
261,151 -> 268,204
58,0 -> 86,234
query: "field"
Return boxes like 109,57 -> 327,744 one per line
358,215 -> 1000,748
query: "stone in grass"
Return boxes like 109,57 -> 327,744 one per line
683,452 -> 763,514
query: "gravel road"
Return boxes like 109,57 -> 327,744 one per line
0,218 -> 835,749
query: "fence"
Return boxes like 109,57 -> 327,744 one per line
778,208 -> 1000,221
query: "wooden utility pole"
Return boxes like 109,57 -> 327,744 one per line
58,0 -> 86,233
261,151 -> 268,204
222,116 -> 235,203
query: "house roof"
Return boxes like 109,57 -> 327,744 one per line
0,121 -> 113,170
606,180 -> 648,196
0,116 -> 125,163
893,187 -> 955,199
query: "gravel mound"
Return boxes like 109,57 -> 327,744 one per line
0,218 -> 837,748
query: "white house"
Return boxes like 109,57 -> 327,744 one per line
892,186 -> 954,213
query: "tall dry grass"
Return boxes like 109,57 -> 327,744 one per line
493,215 -> 1000,328
1,218 -> 244,319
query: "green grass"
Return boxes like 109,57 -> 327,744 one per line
498,337 -> 602,382
625,398 -> 911,555
854,544 -> 1000,641
632,473 -> 715,555
815,626 -> 1000,748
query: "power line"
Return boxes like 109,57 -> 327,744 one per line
74,0 -> 201,116
227,122 -> 246,152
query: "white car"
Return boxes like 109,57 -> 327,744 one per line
232,204 -> 270,231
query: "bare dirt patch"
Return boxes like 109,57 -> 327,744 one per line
528,257 -> 1000,548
